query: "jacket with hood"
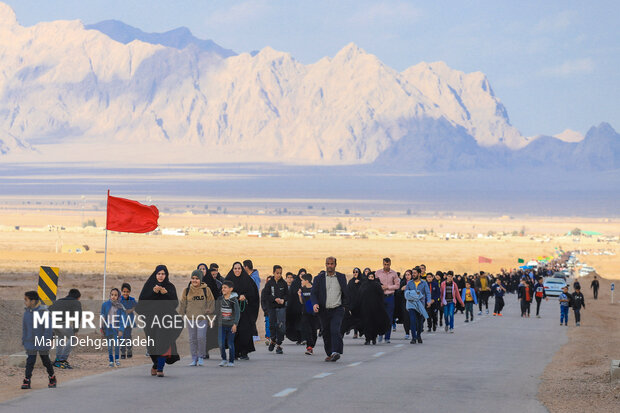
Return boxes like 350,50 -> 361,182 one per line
218,292 -> 241,326
262,276 -> 288,310
179,282 -> 215,318
461,287 -> 478,305
22,304 -> 53,353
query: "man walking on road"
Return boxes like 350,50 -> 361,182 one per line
590,276 -> 599,300
311,257 -> 348,362
375,258 -> 400,343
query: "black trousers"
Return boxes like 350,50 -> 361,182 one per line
300,313 -> 318,348
520,300 -> 531,316
535,297 -> 543,315
493,297 -> 504,314
574,308 -> 581,323
593,287 -> 598,299
319,306 -> 345,356
479,291 -> 490,311
427,301 -> 439,331
25,352 -> 55,379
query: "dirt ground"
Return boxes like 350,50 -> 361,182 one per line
0,209 -> 618,404
539,274 -> 620,412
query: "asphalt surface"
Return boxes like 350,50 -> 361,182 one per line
3,298 -> 566,413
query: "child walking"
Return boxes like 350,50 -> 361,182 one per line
218,280 -> 240,367
100,288 -> 126,367
120,283 -> 137,359
571,286 -> 585,326
492,279 -> 506,316
21,291 -> 56,389
263,265 -> 288,354
533,277 -> 548,318
179,270 -> 215,366
559,286 -> 570,326
298,273 -> 318,355
460,281 -> 478,322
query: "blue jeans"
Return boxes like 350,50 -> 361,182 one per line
264,315 -> 270,338
219,325 -> 235,363
106,334 -> 120,362
383,295 -> 395,340
407,309 -> 423,339
443,302 -> 455,329
560,306 -> 569,324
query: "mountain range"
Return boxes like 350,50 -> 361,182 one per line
0,2 -> 617,171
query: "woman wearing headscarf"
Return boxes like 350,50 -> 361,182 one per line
136,265 -> 182,377
285,268 -> 305,344
224,262 -> 259,360
395,269 -> 413,340
358,272 -> 390,345
197,263 -> 221,300
342,267 -> 363,338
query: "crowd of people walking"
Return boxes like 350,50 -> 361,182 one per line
21,255 -> 587,388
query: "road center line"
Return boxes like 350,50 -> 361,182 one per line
313,372 -> 333,379
373,351 -> 385,357
347,361 -> 362,367
273,388 -> 297,397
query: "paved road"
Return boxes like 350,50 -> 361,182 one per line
3,299 -> 566,413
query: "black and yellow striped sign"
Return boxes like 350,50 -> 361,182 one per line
38,266 -> 59,305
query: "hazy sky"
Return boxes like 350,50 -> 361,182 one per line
4,0 -> 619,137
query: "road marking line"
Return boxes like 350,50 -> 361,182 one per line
373,352 -> 385,357
273,388 -> 297,397
313,372 -> 333,379
347,361 -> 362,367
395,344 -> 404,348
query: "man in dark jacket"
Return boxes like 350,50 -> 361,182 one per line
590,276 -> 599,299
48,289 -> 82,369
262,265 -> 288,354
311,256 -> 348,362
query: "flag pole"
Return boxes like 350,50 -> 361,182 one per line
103,190 -> 109,301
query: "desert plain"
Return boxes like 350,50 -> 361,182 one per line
0,206 -> 618,410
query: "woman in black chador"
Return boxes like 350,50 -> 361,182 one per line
137,265 -> 183,377
342,267 -> 364,338
359,272 -> 390,345
224,262 -> 259,360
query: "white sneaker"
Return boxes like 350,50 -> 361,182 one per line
219,360 -> 228,367
378,336 -> 383,343
197,357 -> 204,366
227,362 -> 235,367
189,360 -> 197,367
404,334 -> 410,340
477,311 -> 482,316
449,329 -> 454,333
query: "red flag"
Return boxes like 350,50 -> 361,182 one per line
478,256 -> 492,264
106,192 -> 159,233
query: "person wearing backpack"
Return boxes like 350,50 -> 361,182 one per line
179,270 -> 215,366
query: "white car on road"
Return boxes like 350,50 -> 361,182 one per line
543,278 -> 567,296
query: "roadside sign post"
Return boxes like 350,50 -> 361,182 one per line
611,283 -> 615,304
